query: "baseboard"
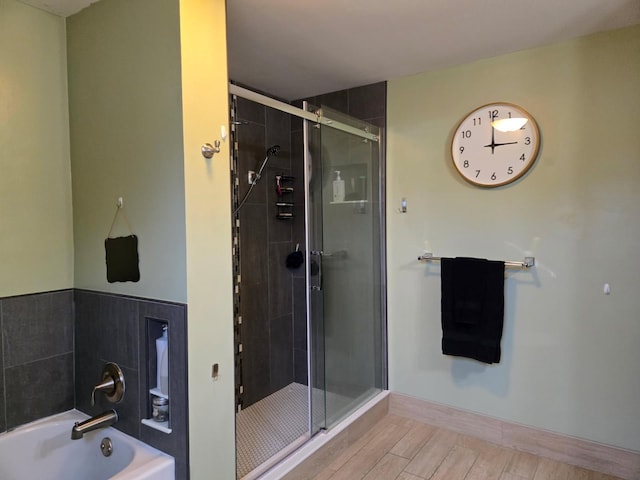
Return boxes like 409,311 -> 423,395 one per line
390,393 -> 640,480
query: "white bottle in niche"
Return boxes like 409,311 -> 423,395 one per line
333,170 -> 345,202
160,345 -> 169,395
156,325 -> 168,393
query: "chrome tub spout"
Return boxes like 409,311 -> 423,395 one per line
70,410 -> 118,440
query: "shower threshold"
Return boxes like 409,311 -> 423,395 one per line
237,383 -> 389,479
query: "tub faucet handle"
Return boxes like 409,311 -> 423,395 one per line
91,377 -> 115,406
91,362 -> 125,406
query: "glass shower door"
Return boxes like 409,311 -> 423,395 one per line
305,105 -> 384,431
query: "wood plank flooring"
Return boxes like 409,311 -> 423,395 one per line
309,414 -> 621,480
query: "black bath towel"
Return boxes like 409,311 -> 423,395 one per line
441,257 -> 505,364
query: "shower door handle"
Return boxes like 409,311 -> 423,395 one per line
310,251 -> 323,291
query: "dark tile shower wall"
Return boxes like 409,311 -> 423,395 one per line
235,82 -> 387,407
0,289 -> 189,480
300,81 -> 387,130
74,290 -> 189,480
235,96 -> 298,407
0,290 -> 74,431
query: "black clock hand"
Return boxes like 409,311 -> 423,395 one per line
484,113 -> 518,152
484,125 -> 497,154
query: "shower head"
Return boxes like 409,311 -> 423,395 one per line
267,145 -> 281,157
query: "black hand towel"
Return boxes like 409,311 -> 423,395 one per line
441,257 -> 505,364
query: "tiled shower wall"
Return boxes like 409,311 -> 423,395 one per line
0,289 -> 189,480
0,290 -> 75,432
235,96 -> 299,408
234,81 -> 386,408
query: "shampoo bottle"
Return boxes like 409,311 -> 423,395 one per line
333,170 -> 345,202
156,325 -> 168,392
160,344 -> 169,395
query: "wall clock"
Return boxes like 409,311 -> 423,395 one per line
451,102 -> 540,187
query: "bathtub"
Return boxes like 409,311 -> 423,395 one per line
0,410 -> 175,480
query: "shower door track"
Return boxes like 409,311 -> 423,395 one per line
229,84 -> 380,143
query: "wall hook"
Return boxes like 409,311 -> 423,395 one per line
201,140 -> 221,159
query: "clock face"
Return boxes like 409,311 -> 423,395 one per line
451,103 -> 540,187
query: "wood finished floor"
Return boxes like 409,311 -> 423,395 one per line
310,414 -> 621,480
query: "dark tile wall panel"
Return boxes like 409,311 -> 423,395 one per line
4,352 -> 74,428
139,300 -> 190,480
74,290 -> 141,438
74,290 -> 189,480
0,290 -> 74,433
266,108 -> 292,171
268,243 -> 294,320
306,81 -> 387,130
316,89 -> 348,114
2,290 -> 73,368
237,122 -> 267,203
239,204 -> 269,286
236,95 -> 265,124
293,278 -> 307,352
294,347 -> 308,386
235,99 -> 298,408
240,282 -> 270,407
270,314 -> 293,391
0,288 -> 189,478
291,128 -> 306,251
348,82 -> 387,123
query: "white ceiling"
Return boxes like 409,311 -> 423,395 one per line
20,0 -> 640,100
19,0 -> 97,17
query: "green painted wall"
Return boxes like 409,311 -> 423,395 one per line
387,25 -> 640,452
0,0 -> 73,297
67,0 -> 187,303
67,0 -> 235,477
179,0 -> 235,477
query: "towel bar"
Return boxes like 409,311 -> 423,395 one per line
417,253 -> 535,269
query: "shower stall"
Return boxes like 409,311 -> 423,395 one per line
230,84 -> 386,479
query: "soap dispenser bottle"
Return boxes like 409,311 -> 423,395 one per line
333,170 -> 345,203
155,325 -> 168,393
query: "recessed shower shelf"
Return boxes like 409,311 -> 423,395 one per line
141,418 -> 172,434
143,387 -> 171,433
150,387 -> 168,400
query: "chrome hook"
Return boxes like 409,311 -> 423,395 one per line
201,139 -> 221,159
